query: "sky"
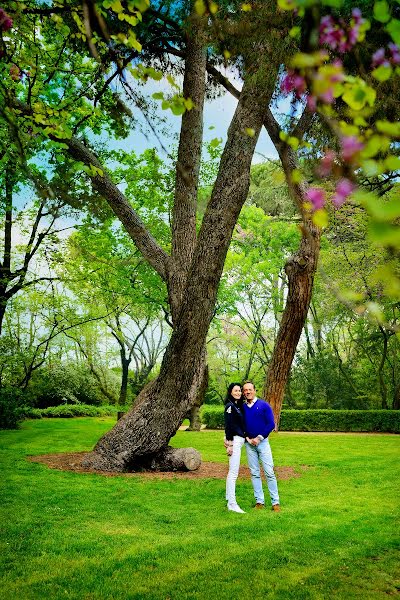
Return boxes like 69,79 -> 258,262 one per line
100,67 -> 279,163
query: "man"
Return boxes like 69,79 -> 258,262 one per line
242,381 -> 280,512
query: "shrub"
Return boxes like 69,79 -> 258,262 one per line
200,406 -> 400,433
0,386 -> 24,429
200,405 -> 226,429
27,362 -> 119,408
280,410 -> 400,433
21,404 -> 124,419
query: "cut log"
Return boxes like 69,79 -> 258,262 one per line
82,446 -> 201,473
145,447 -> 202,472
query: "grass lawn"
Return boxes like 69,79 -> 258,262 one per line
0,417 -> 399,600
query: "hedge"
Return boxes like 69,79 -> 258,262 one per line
200,406 -> 400,433
21,404 -> 127,419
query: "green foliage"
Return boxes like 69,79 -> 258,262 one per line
200,404 -> 226,428
248,161 -> 296,218
200,405 -> 400,432
0,387 -> 23,430
27,363 -> 120,408
20,403 -> 123,419
280,409 -> 400,432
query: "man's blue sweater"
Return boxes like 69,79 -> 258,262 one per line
243,398 -> 275,439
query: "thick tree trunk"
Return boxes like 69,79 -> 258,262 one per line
82,63 -> 276,471
264,223 -> 321,427
262,115 -> 322,428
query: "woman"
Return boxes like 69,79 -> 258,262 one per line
224,382 -> 246,513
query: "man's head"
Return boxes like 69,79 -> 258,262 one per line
243,381 -> 256,403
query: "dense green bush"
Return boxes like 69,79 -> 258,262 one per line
0,387 -> 23,429
27,363 -> 119,408
200,406 -> 400,433
280,410 -> 400,433
21,404 -> 126,419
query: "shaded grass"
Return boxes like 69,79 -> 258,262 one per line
0,418 -> 399,599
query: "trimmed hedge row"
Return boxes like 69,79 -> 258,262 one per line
200,406 -> 400,433
21,404 -> 126,419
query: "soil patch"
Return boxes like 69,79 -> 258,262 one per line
27,452 -> 307,480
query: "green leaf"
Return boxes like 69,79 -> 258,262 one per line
194,0 -> 206,15
373,0 -> 391,23
376,120 -> 400,137
342,81 -> 376,110
372,65 -> 393,81
312,209 -> 328,228
361,135 -> 390,159
385,155 -> 400,170
152,92 -> 164,100
279,131 -> 288,142
277,0 -> 296,9
171,104 -> 185,116
361,159 -> 383,177
287,136 -> 299,150
386,18 -> 400,44
103,0 -> 123,11
369,222 -> 400,249
209,137 -> 222,148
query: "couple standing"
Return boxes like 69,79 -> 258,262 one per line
224,381 -> 280,514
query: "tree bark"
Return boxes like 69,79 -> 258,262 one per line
188,361 -> 208,430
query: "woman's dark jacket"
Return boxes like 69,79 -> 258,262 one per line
224,400 -> 246,441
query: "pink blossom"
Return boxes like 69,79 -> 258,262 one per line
332,179 -> 356,207
352,8 -> 362,23
319,10 -> 365,53
372,48 -> 388,68
306,187 -> 326,210
320,89 -> 334,103
0,8 -> 12,31
341,136 -> 364,161
319,16 -> 342,51
280,71 -> 306,98
307,95 -> 317,112
330,59 -> 344,82
317,150 -> 336,177
389,43 -> 400,66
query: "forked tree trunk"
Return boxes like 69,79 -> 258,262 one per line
82,61 -> 276,472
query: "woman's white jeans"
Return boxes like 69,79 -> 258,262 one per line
226,435 -> 245,506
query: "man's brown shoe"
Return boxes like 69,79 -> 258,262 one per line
254,503 -> 265,509
272,504 -> 281,512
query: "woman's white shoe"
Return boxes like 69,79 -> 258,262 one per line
228,503 -> 245,513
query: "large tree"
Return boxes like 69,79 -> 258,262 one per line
3,0 -> 396,468
1,0 -> 321,469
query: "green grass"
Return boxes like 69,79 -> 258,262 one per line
0,418 -> 399,600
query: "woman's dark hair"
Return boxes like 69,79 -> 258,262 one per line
224,382 -> 243,407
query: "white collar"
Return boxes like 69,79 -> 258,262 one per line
245,397 -> 258,408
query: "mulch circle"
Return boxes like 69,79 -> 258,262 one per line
27,452 -> 307,480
